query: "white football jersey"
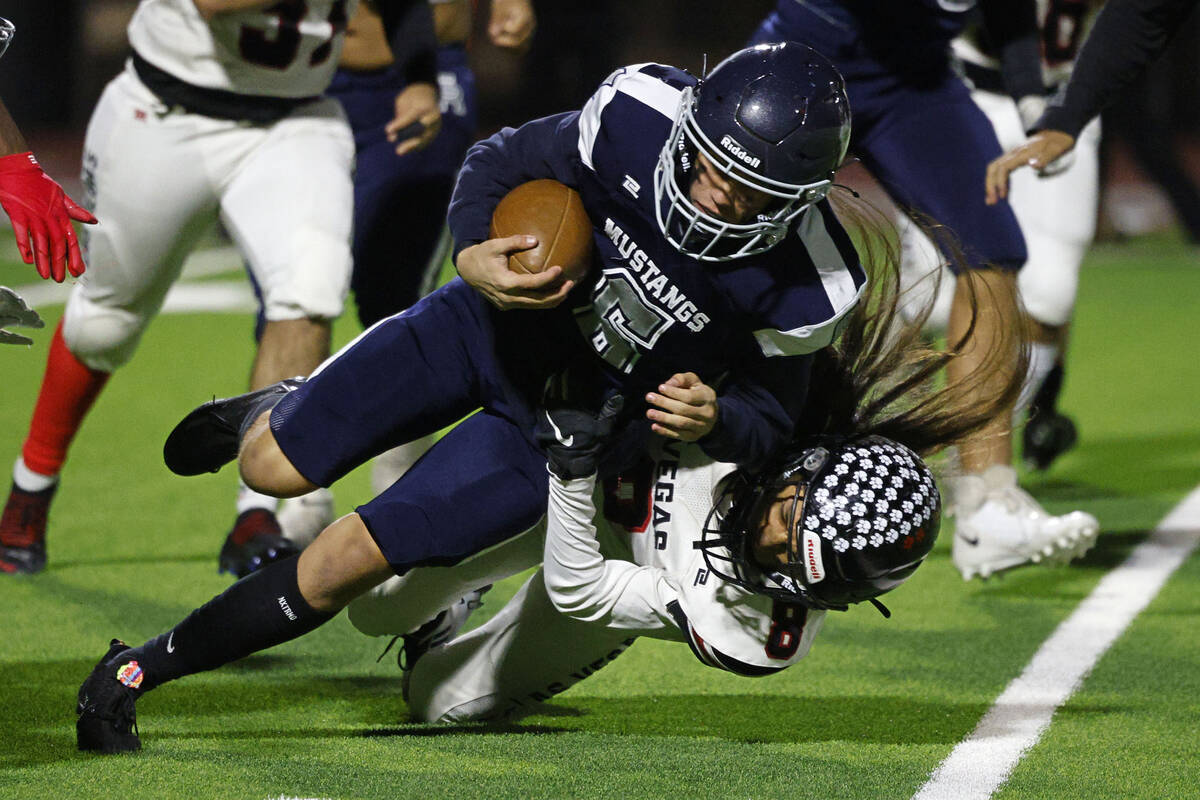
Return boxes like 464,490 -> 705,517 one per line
128,0 -> 359,98
545,440 -> 826,677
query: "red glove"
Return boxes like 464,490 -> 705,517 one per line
0,151 -> 97,282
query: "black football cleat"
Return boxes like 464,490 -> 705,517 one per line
218,508 -> 299,579
77,639 -> 142,754
0,482 -> 56,575
163,378 -> 304,477
1022,410 -> 1078,471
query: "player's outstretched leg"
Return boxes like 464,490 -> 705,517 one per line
162,378 -> 304,477
951,465 -> 1099,580
76,514 -> 391,753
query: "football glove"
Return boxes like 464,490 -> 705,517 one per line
0,285 -> 43,346
0,151 -> 97,283
534,394 -> 624,480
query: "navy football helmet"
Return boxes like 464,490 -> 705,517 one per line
654,41 -> 851,261
696,436 -> 940,612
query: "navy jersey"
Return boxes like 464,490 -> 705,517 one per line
449,63 -> 866,466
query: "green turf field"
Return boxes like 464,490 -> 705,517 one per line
1,234 -> 1198,800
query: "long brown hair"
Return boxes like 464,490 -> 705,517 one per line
800,191 -> 1030,457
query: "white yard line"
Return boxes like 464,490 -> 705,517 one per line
913,486 -> 1200,800
5,245 -> 251,312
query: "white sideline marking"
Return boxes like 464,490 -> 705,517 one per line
913,486 -> 1200,800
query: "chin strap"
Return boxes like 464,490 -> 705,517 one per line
869,598 -> 892,618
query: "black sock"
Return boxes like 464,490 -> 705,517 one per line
1031,362 -> 1065,416
126,555 -> 334,693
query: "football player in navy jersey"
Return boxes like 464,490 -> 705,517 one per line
74,43 -> 880,752
268,0 -> 536,548
749,0 -> 1100,579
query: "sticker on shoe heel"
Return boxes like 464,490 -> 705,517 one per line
115,661 -> 144,689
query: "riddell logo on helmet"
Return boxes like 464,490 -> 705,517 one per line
802,530 -> 825,583
719,135 -> 761,168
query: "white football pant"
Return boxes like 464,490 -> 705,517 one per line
64,64 -> 354,371
898,89 -> 1102,331
347,529 -> 637,723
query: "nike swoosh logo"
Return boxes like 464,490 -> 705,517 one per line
957,533 -> 980,546
547,415 -> 574,447
166,631 -> 175,653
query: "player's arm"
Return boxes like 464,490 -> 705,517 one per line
536,398 -> 687,638
1037,0 -> 1197,138
648,357 -> 812,470
449,111 -> 583,308
378,0 -> 442,155
987,0 -> 1199,203
0,97 -> 97,282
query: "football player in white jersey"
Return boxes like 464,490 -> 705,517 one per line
351,428 -> 941,723
346,265 -> 1048,724
898,0 -> 1103,581
0,0 -> 439,576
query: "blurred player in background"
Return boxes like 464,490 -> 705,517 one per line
0,17 -> 98,350
74,43 -> 894,752
750,0 -> 1099,581
987,0 -> 1200,192
273,0 -> 535,547
899,1 -> 1103,480
0,0 -> 440,577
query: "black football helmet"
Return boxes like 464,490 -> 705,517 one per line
654,41 -> 851,261
696,436 -> 940,613
0,18 -> 14,60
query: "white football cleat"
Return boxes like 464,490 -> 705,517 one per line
396,586 -> 490,701
951,465 -> 1099,580
276,487 -> 334,550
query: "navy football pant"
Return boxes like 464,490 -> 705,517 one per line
750,6 -> 1027,271
268,278 -> 576,573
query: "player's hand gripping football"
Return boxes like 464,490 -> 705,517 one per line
985,129 -> 1076,205
646,372 -> 718,442
535,393 -> 625,480
387,82 -> 441,157
456,235 -> 574,310
0,152 -> 97,282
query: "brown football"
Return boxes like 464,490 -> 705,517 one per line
488,179 -> 594,282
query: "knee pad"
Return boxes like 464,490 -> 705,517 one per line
1016,240 -> 1082,328
258,228 -> 351,322
61,292 -> 150,372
